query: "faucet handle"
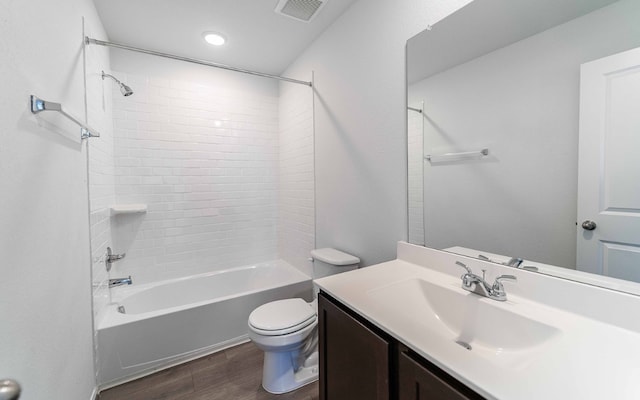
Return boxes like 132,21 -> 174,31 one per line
455,261 -> 476,288
492,274 -> 517,294
504,257 -> 523,268
455,261 -> 473,275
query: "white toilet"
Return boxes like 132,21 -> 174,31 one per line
248,248 -> 359,394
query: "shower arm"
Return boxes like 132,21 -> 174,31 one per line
101,70 -> 134,96
102,72 -> 123,85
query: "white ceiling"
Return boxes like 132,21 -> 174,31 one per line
93,0 -> 358,76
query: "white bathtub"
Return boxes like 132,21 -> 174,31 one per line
97,260 -> 312,388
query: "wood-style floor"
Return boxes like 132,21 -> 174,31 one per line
98,342 -> 319,400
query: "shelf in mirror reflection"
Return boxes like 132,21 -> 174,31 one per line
425,148 -> 489,164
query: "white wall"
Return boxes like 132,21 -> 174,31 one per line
409,0 -> 640,268
0,1 -> 108,399
281,0 -> 473,266
407,103 -> 424,245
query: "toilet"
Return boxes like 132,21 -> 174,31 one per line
248,248 -> 359,394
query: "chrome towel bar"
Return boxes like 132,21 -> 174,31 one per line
425,148 -> 489,164
30,95 -> 100,139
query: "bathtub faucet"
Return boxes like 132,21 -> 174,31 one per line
109,275 -> 132,288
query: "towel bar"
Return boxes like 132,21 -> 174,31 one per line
30,95 -> 100,139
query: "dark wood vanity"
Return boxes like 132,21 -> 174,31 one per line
318,291 -> 485,400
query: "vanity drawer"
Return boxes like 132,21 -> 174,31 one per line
398,346 -> 484,400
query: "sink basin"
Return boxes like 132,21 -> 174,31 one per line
367,278 -> 560,360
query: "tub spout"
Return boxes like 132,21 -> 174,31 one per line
109,275 -> 132,288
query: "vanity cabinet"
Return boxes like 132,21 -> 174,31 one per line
319,292 -> 485,400
318,291 -> 391,400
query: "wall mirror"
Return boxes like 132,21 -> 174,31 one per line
407,0 -> 640,295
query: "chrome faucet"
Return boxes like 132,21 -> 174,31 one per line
505,257 -> 523,268
455,261 -> 516,301
109,275 -> 132,288
478,254 -> 538,272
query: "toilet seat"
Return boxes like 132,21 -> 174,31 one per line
249,298 -> 317,336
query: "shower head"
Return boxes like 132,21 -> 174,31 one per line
119,83 -> 134,97
101,71 -> 134,97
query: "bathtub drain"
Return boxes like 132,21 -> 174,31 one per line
117,305 -> 126,314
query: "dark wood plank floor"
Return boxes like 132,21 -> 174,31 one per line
98,342 -> 319,400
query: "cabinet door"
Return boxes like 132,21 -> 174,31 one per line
319,293 -> 390,400
398,350 -> 482,400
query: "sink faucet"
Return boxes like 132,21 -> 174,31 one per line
478,254 -> 538,272
478,254 -> 522,268
504,257 -> 523,268
109,275 -> 132,288
455,261 -> 516,301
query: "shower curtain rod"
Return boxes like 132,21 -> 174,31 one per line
85,37 -> 313,87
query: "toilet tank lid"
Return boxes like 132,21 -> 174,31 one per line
311,248 -> 360,266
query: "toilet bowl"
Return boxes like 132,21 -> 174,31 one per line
248,298 -> 319,394
248,248 -> 359,394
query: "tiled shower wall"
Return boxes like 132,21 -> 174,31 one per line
108,72 -> 281,284
278,81 -> 315,277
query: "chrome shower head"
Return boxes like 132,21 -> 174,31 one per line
120,83 -> 133,97
102,71 -> 134,97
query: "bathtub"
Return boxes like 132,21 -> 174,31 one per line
96,260 -> 312,388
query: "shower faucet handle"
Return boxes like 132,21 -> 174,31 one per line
105,247 -> 126,271
106,247 -> 126,262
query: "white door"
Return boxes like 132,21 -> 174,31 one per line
577,46 -> 640,282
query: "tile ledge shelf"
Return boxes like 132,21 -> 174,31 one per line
109,204 -> 148,216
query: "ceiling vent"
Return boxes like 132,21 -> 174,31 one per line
275,0 -> 328,23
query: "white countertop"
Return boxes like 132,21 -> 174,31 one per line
314,242 -> 640,400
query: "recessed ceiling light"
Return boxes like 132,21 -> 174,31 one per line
203,32 -> 226,46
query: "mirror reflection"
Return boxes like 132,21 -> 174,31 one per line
407,0 -> 640,294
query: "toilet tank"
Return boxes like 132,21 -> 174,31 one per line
311,248 -> 360,279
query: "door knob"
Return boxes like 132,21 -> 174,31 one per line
581,220 -> 597,231
0,379 -> 21,400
